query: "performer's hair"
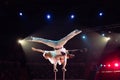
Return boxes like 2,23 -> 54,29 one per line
44,52 -> 52,58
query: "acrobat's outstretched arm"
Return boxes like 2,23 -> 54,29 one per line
32,47 -> 45,53
68,48 -> 88,53
32,47 -> 53,59
57,29 -> 82,47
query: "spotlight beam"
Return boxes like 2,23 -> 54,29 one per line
106,37 -> 111,41
18,39 -> 25,44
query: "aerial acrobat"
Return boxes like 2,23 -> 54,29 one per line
27,29 -> 82,72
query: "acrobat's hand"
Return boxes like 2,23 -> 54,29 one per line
28,36 -> 37,41
32,47 -> 36,51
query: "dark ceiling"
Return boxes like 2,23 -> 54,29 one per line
0,0 -> 120,62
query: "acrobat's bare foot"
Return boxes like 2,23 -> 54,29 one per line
54,69 -> 58,72
74,29 -> 82,34
62,68 -> 67,72
25,36 -> 34,42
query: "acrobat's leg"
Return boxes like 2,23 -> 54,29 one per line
58,29 -> 82,46
62,56 -> 67,72
32,47 -> 45,53
53,63 -> 58,72
28,37 -> 57,48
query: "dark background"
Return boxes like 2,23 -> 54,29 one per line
0,0 -> 120,80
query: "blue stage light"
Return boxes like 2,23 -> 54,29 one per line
68,12 -> 76,21
82,35 -> 86,39
70,14 -> 75,19
102,33 -> 105,37
46,14 -> 51,19
19,12 -> 23,16
44,13 -> 54,22
99,12 -> 103,16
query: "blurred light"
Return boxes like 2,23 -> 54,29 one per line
115,63 -> 119,67
46,14 -> 51,19
70,14 -> 75,19
108,64 -> 111,67
102,33 -> 105,37
103,37 -> 111,42
100,64 -> 103,67
68,12 -> 76,21
19,12 -> 23,16
108,31 -> 111,33
18,39 -> 25,44
115,39 -> 118,42
82,35 -> 86,39
99,12 -> 103,16
106,37 -> 111,41
104,65 -> 106,67
44,13 -> 53,22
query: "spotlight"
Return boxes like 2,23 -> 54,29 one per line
70,14 -> 75,19
108,64 -> 111,67
102,33 -> 105,37
104,65 -> 106,67
100,64 -> 103,67
19,12 -> 23,16
114,63 -> 119,67
82,35 -> 86,39
68,12 -> 76,21
46,14 -> 51,20
99,12 -> 103,16
18,39 -> 24,44
106,37 -> 111,41
44,13 -> 53,22
103,37 -> 111,42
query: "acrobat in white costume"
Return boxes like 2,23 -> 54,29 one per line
31,47 -> 75,72
28,29 -> 82,72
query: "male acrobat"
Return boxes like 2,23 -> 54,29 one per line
31,47 -> 75,72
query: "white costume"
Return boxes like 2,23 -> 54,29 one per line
28,29 -> 82,72
32,47 -> 71,72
